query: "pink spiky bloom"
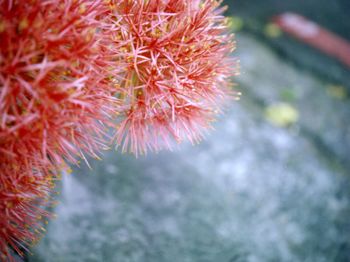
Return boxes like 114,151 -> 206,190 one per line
0,0 -> 239,259
109,0 -> 239,155
0,0 -> 118,259
0,0 -> 118,167
0,157 -> 57,260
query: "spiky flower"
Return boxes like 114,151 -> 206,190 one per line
0,0 -> 117,168
0,0 -> 239,259
0,157 -> 57,260
0,0 -> 117,259
109,0 -> 239,155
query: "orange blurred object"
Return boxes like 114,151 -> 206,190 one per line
273,13 -> 350,69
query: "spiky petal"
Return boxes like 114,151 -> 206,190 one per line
109,0 -> 239,155
0,156 -> 57,260
0,0 -> 118,259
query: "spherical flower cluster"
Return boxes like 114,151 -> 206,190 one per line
0,0 -> 117,168
0,0 -> 238,259
109,0 -> 239,155
0,0 -> 118,259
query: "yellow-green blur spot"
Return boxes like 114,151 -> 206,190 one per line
326,85 -> 347,100
280,88 -> 296,102
265,102 -> 299,127
226,16 -> 244,32
264,23 -> 282,38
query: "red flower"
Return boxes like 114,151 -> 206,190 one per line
0,156 -> 57,260
109,0 -> 239,155
0,0 -> 117,259
0,0 -> 239,259
0,0 -> 118,168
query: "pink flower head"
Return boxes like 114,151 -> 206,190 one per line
0,156 -> 57,260
0,0 -> 118,258
0,0 -> 118,168
0,0 -> 239,258
108,0 -> 239,156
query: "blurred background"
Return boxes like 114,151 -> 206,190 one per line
30,1 -> 350,261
